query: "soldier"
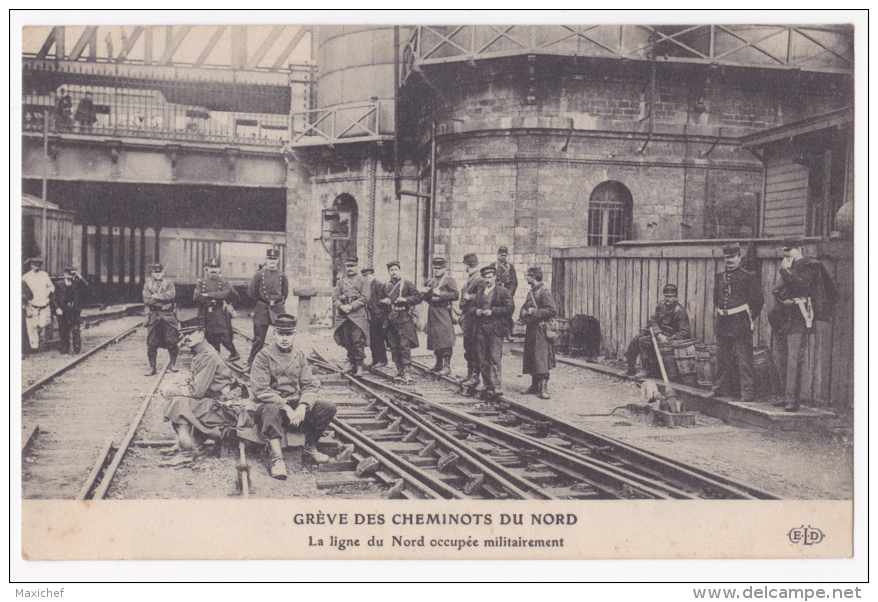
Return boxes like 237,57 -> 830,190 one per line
143,262 -> 180,375
379,260 -> 422,385
770,236 -> 836,412
459,253 -> 485,390
624,284 -> 691,377
713,243 -> 764,402
21,257 -> 55,352
519,266 -> 558,399
161,318 -> 245,465
492,246 -> 518,341
53,267 -> 89,355
194,257 -> 241,362
332,255 -> 371,375
473,265 -> 515,398
419,257 -> 459,375
250,314 -> 337,479
362,267 -> 388,368
247,248 -> 288,369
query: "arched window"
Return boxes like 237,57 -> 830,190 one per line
587,181 -> 632,246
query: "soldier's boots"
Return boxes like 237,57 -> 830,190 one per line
429,357 -> 444,372
269,457 -> 288,480
538,378 -> 551,400
303,444 -> 330,463
400,371 -> 413,386
525,376 -> 540,394
144,363 -> 157,376
167,349 -> 179,373
438,357 -> 452,376
353,363 -> 365,377
369,361 -> 388,369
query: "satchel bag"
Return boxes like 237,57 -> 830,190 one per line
527,290 -> 559,341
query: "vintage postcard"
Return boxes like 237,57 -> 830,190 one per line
12,10 -> 866,580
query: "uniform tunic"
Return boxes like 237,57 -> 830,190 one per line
520,282 -> 558,376
332,273 -> 371,347
459,271 -> 485,373
248,268 -> 288,326
492,260 -> 518,335
713,265 -> 763,400
53,277 -> 88,353
365,276 -> 388,364
194,275 -> 239,337
143,277 -> 179,349
381,278 -> 422,349
422,273 -> 459,351
626,301 -> 691,376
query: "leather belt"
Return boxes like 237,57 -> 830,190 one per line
715,304 -> 749,316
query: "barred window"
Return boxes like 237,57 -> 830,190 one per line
587,181 -> 632,246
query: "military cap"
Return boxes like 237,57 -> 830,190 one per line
721,243 -> 741,257
782,235 -> 804,249
526,266 -> 543,280
150,262 -> 164,271
662,284 -> 678,295
205,257 -> 220,268
431,257 -> 446,267
178,317 -> 204,336
498,246 -> 509,254
480,265 -> 496,276
463,253 -> 478,267
386,260 -> 400,269
64,266 -> 77,274
273,313 -> 297,333
266,248 -> 280,259
28,257 -> 43,265
361,268 -> 374,276
344,255 -> 359,265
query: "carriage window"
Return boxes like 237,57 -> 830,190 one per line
587,181 -> 632,246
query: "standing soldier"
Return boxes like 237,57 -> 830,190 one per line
419,257 -> 459,375
143,262 -> 180,375
332,255 -> 371,376
624,284 -> 691,377
519,266 -> 558,399
492,246 -> 518,341
459,253 -> 484,390
379,261 -> 422,384
194,258 -> 240,362
53,267 -> 89,355
247,248 -> 288,369
361,267 -> 388,368
473,265 -> 515,398
21,257 -> 55,352
713,243 -> 764,402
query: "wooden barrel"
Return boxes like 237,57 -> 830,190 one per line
695,344 -> 716,389
753,345 -> 781,396
657,341 -> 678,379
671,339 -> 697,374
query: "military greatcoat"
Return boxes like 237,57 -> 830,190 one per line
143,277 -> 179,329
332,273 -> 371,346
458,271 -> 485,340
519,282 -> 558,375
422,273 -> 459,350
248,267 -> 288,326
194,274 -> 239,337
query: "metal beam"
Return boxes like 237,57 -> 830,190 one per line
271,26 -> 311,70
246,25 -> 285,70
157,25 -> 193,65
115,26 -> 144,63
194,25 -> 227,67
36,26 -> 65,60
68,26 -> 98,62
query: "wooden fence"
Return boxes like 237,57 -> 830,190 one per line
551,239 -> 854,406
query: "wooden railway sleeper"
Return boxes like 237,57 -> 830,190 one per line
418,439 -> 438,457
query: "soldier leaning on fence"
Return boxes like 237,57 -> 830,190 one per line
624,284 -> 691,377
519,266 -> 557,399
713,243 -> 764,403
332,255 -> 371,376
459,253 -> 485,390
143,262 -> 180,375
52,267 -> 88,356
361,267 -> 388,368
22,257 -> 55,352
419,256 -> 459,375
379,260 -> 422,385
247,248 -> 288,369
769,236 -> 837,413
194,257 -> 241,362
491,245 -> 518,341
473,265 -> 515,398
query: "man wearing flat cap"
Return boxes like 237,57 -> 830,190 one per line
161,317 -> 245,465
247,248 -> 288,369
491,246 -> 518,341
194,257 -> 240,362
332,255 -> 371,376
143,262 -> 180,375
625,283 -> 691,377
379,260 -> 422,385
459,253 -> 485,390
361,267 -> 389,369
519,266 -> 558,399
419,257 -> 459,375
53,266 -> 88,355
769,236 -> 837,412
713,243 -> 764,402
472,264 -> 515,398
22,257 -> 55,352
250,314 -> 337,479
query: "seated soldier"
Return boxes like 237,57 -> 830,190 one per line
625,284 -> 691,377
162,318 -> 246,465
249,313 -> 337,480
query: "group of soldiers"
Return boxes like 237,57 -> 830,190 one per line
330,247 -> 558,400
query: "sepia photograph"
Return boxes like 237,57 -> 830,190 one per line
11,9 -> 867,582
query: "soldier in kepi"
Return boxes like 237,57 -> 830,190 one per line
713,243 -> 764,402
769,236 -> 836,412
492,246 -> 518,342
250,314 -> 337,479
379,260 -> 422,385
624,284 -> 691,377
143,262 -> 180,375
419,257 -> 459,375
459,253 -> 485,391
519,266 -> 558,399
362,267 -> 388,368
194,257 -> 240,362
332,255 -> 371,376
53,266 -> 89,355
247,248 -> 288,369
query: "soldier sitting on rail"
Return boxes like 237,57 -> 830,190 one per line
624,284 -> 691,377
161,318 -> 246,466
249,314 -> 337,479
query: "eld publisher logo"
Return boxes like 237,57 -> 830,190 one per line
788,525 -> 824,545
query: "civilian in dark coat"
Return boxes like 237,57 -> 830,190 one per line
519,266 -> 557,399
459,253 -> 485,388
419,257 -> 459,375
491,245 -> 518,340
53,267 -> 88,355
379,261 -> 422,384
473,265 -> 515,397
362,268 -> 388,368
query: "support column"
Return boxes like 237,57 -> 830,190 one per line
154,226 -> 162,262
129,226 -> 137,298
80,224 -> 89,281
284,158 -> 312,316
106,224 -> 115,295
94,224 -> 103,289
139,227 -> 147,289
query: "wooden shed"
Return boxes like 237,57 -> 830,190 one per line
21,193 -> 76,276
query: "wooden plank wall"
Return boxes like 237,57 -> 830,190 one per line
763,156 -> 809,237
554,241 -> 854,406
